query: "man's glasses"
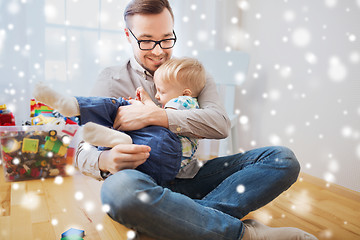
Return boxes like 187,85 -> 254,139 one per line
128,28 -> 177,50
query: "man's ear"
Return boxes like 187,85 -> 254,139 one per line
182,88 -> 192,96
124,28 -> 131,43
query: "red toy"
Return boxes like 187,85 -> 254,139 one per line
0,104 -> 15,126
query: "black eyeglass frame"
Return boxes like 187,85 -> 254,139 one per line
127,28 -> 177,50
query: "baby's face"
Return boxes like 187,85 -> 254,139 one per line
154,75 -> 184,106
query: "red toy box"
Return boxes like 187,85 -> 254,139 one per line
0,124 -> 79,181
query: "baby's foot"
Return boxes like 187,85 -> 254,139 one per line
242,219 -> 318,240
33,82 -> 80,117
83,122 -> 132,148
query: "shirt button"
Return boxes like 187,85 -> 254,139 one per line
142,74 -> 146,78
176,127 -> 181,132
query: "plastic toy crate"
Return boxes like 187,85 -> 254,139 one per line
0,124 -> 79,181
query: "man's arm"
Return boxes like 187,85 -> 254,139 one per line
113,99 -> 169,130
115,75 -> 230,139
169,75 -> 230,139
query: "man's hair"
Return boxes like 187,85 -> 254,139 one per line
124,0 -> 174,27
155,57 -> 207,97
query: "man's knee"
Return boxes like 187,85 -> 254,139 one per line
272,146 -> 300,179
262,146 -> 300,173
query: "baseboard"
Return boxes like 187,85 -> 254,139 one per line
299,172 -> 360,202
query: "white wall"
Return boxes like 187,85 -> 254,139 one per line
230,0 -> 360,192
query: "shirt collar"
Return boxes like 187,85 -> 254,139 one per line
129,55 -> 153,80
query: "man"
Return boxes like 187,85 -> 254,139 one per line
75,0 -> 318,239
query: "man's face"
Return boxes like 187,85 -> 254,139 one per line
125,9 -> 175,75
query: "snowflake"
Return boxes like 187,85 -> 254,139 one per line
305,52 -> 318,64
44,4 -> 57,20
74,191 -> 84,200
85,201 -> 95,212
127,230 -> 137,240
327,56 -> 347,82
137,192 -> 151,203
283,10 -> 295,22
239,115 -> 249,125
7,2 -> 20,15
324,0 -> 337,8
328,159 -> 339,172
292,28 -> 311,47
269,134 -> 282,145
102,204 -> 111,213
349,51 -> 360,63
238,1 -> 250,11
348,34 -> 356,42
236,184 -> 246,194
54,176 -> 64,185
51,218 -> 58,226
96,224 -> 104,231
324,172 -> 336,183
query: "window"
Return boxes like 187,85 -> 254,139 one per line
0,0 -> 129,122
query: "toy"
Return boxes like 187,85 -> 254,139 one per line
65,148 -> 76,164
0,98 -> 79,182
30,99 -> 58,126
1,138 -> 22,153
61,228 -> 85,239
64,117 -> 78,125
61,236 -> 83,240
0,104 -> 15,126
22,138 -> 39,153
2,152 -> 13,162
0,125 -> 78,181
44,135 -> 68,156
30,98 -> 54,117
31,114 -> 57,125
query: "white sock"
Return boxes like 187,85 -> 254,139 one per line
33,82 -> 80,117
82,122 -> 132,148
242,219 -> 318,240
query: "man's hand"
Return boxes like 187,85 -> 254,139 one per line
98,144 -> 151,174
113,99 -> 169,131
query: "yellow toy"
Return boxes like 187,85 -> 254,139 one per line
21,138 -> 39,153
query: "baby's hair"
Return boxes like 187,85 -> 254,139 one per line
155,57 -> 206,97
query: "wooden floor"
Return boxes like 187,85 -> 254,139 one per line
0,166 -> 359,240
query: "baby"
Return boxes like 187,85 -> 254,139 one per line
33,57 -> 206,183
138,57 -> 206,178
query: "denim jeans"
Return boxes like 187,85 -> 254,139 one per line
101,146 -> 300,240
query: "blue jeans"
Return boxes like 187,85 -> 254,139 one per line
101,146 -> 300,240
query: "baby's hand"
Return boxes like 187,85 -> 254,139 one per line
136,87 -> 142,101
136,87 -> 156,106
